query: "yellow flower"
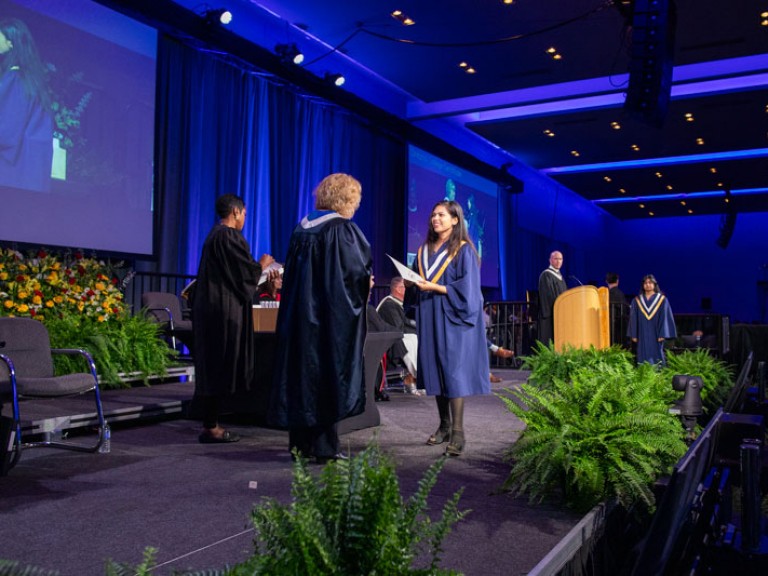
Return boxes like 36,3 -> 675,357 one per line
3,300 -> 13,309
0,271 -> 7,280
32,295 -> 42,305
17,304 -> 29,313
54,295 -> 64,304
97,315 -> 106,322
45,300 -> 54,308
77,301 -> 84,312
17,290 -> 28,300
95,281 -> 106,291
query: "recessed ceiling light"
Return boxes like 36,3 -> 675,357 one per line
717,182 -> 724,187
546,47 -> 556,54
666,185 -> 673,190
639,203 -> 645,209
458,62 -> 468,68
631,144 -> 640,151
649,211 -> 655,216
553,53 -> 563,60
603,176 -> 612,182
696,137 -> 705,145
543,129 -> 555,137
390,10 -> 415,25
655,172 -> 663,178
710,167 -> 718,173
570,150 -> 580,157
684,112 -> 694,122
687,209 -> 693,214
610,121 -> 621,130
619,188 -> 626,194
680,201 -> 686,206
503,0 -> 516,5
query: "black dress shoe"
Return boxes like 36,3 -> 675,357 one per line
198,430 -> 241,444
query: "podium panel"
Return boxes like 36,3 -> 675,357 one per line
554,286 -> 610,351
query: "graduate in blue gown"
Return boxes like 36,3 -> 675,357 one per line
628,274 -> 677,366
410,200 -> 490,457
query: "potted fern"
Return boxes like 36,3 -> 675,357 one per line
501,346 -> 689,512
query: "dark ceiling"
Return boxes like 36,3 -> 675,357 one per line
168,0 -> 768,220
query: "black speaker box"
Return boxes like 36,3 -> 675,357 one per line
624,0 -> 677,127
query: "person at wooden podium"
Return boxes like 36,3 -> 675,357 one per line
269,173 -> 372,464
537,251 -> 567,346
192,194 -> 275,444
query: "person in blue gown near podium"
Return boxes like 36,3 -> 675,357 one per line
410,200 -> 489,457
628,274 -> 677,366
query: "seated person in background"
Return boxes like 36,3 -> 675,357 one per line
488,339 -> 514,384
377,276 -> 421,394
257,271 -> 282,303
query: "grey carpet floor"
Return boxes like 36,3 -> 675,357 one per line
0,370 -> 582,575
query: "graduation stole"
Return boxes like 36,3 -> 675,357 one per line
416,241 -> 466,284
635,293 -> 666,321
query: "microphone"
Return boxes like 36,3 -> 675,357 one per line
569,275 -> 583,286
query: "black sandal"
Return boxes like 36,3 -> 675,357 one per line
426,427 -> 451,446
445,430 -> 465,456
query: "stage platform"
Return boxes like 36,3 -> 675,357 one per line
0,367 -> 585,576
6,365 -> 195,438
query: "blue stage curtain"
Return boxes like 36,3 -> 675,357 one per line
152,36 -> 406,280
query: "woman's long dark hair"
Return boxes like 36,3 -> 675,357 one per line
426,200 -> 478,261
639,274 -> 660,295
0,18 -> 52,110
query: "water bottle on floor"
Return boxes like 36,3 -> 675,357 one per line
99,423 -> 111,453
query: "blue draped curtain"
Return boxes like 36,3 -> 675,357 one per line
151,36 -> 406,279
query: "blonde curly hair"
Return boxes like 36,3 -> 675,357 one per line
314,173 -> 362,218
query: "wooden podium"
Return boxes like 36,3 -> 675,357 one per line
553,286 -> 610,351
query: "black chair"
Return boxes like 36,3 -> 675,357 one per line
141,291 -> 194,354
0,317 -> 106,473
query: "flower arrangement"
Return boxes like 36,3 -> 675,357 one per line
0,246 -> 175,387
0,246 -> 126,322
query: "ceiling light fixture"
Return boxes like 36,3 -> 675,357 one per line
203,8 -> 232,26
696,137 -> 705,145
610,121 -> 621,130
543,129 -> 555,137
390,10 -> 415,26
324,72 -> 346,87
275,43 -> 304,65
684,112 -> 694,122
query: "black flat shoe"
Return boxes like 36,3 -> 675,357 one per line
314,452 -> 349,464
198,430 -> 241,444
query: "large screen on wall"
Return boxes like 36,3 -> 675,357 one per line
407,146 -> 500,287
0,0 -> 157,256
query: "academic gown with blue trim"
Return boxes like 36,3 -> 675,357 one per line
413,243 -> 490,398
269,211 -> 372,428
628,293 -> 677,366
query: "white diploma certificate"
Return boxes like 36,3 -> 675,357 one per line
386,254 -> 423,284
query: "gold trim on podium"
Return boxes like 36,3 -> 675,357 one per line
553,286 -> 610,351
